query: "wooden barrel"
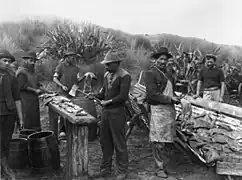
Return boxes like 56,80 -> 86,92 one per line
28,131 -> 60,173
19,129 -> 37,139
8,138 -> 29,169
72,95 -> 98,141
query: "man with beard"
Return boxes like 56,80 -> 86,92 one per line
0,49 -> 23,180
87,50 -> 131,180
194,54 -> 225,102
144,47 -> 179,179
16,51 -> 43,131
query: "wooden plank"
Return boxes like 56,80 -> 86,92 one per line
66,122 -> 89,180
179,94 -> 242,120
216,161 -> 242,176
175,103 -> 242,131
48,103 -> 97,125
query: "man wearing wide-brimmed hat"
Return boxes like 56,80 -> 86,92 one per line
144,47 -> 180,178
87,50 -> 131,180
0,49 -> 23,180
194,54 -> 225,102
16,51 -> 43,131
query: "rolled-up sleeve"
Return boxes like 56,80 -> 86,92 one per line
145,71 -> 171,104
11,77 -> 20,101
54,63 -> 63,78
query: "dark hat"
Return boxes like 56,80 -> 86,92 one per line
63,51 -> 76,58
22,51 -> 39,61
0,49 -> 15,62
151,47 -> 172,59
100,50 -> 125,64
205,54 -> 217,61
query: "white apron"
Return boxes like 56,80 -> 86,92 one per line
149,68 -> 176,143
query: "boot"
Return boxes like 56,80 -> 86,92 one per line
1,157 -> 16,180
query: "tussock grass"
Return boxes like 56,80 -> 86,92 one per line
0,18 -> 241,88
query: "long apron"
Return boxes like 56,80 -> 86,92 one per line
149,79 -> 176,143
17,68 -> 41,131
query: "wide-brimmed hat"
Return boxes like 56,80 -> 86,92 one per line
151,47 -> 172,59
0,49 -> 15,62
100,50 -> 125,64
22,51 -> 39,61
205,54 -> 217,61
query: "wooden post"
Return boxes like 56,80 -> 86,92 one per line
48,106 -> 58,139
66,122 -> 89,180
47,96 -> 97,179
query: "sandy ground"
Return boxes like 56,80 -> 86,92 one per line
10,102 -> 240,180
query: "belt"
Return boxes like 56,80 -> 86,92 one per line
204,87 -> 220,91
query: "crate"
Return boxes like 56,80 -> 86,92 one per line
216,161 -> 242,176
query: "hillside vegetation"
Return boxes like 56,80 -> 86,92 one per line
0,19 -> 241,84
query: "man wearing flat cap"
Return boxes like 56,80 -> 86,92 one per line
0,49 -> 23,179
144,47 -> 180,178
87,50 -> 131,180
16,51 -> 43,131
53,51 -> 81,137
194,54 -> 225,102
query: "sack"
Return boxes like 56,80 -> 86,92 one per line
131,71 -> 147,104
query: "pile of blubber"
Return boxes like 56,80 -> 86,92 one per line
177,113 -> 242,164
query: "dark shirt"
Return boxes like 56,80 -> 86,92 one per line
144,67 -> 173,105
198,66 -> 224,89
95,69 -> 131,109
54,62 -> 79,96
0,69 -> 20,116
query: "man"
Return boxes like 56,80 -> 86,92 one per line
16,51 -> 43,131
144,47 -> 179,178
0,49 -> 23,180
194,54 -> 225,102
53,51 -> 80,137
87,50 -> 131,180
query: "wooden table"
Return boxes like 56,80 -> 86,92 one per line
47,96 -> 97,180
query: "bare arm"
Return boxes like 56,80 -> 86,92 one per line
12,77 -> 23,125
220,82 -> 225,99
196,80 -> 202,96
15,100 -> 23,125
53,76 -> 65,89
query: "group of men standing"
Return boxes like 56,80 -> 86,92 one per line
0,45 -> 226,180
0,49 -> 44,180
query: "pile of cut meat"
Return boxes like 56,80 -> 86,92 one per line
40,94 -> 88,116
176,113 -> 242,164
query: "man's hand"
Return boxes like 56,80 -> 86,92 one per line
35,89 -> 42,95
101,100 -> 112,106
85,93 -> 95,100
18,114 -> 24,130
171,96 -> 180,104
61,85 -> 68,91
219,97 -> 223,103
193,94 -> 200,99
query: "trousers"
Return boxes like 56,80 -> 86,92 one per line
100,107 -> 128,173
0,115 -> 16,159
203,89 -> 220,101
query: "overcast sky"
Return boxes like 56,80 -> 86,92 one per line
0,0 -> 241,46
